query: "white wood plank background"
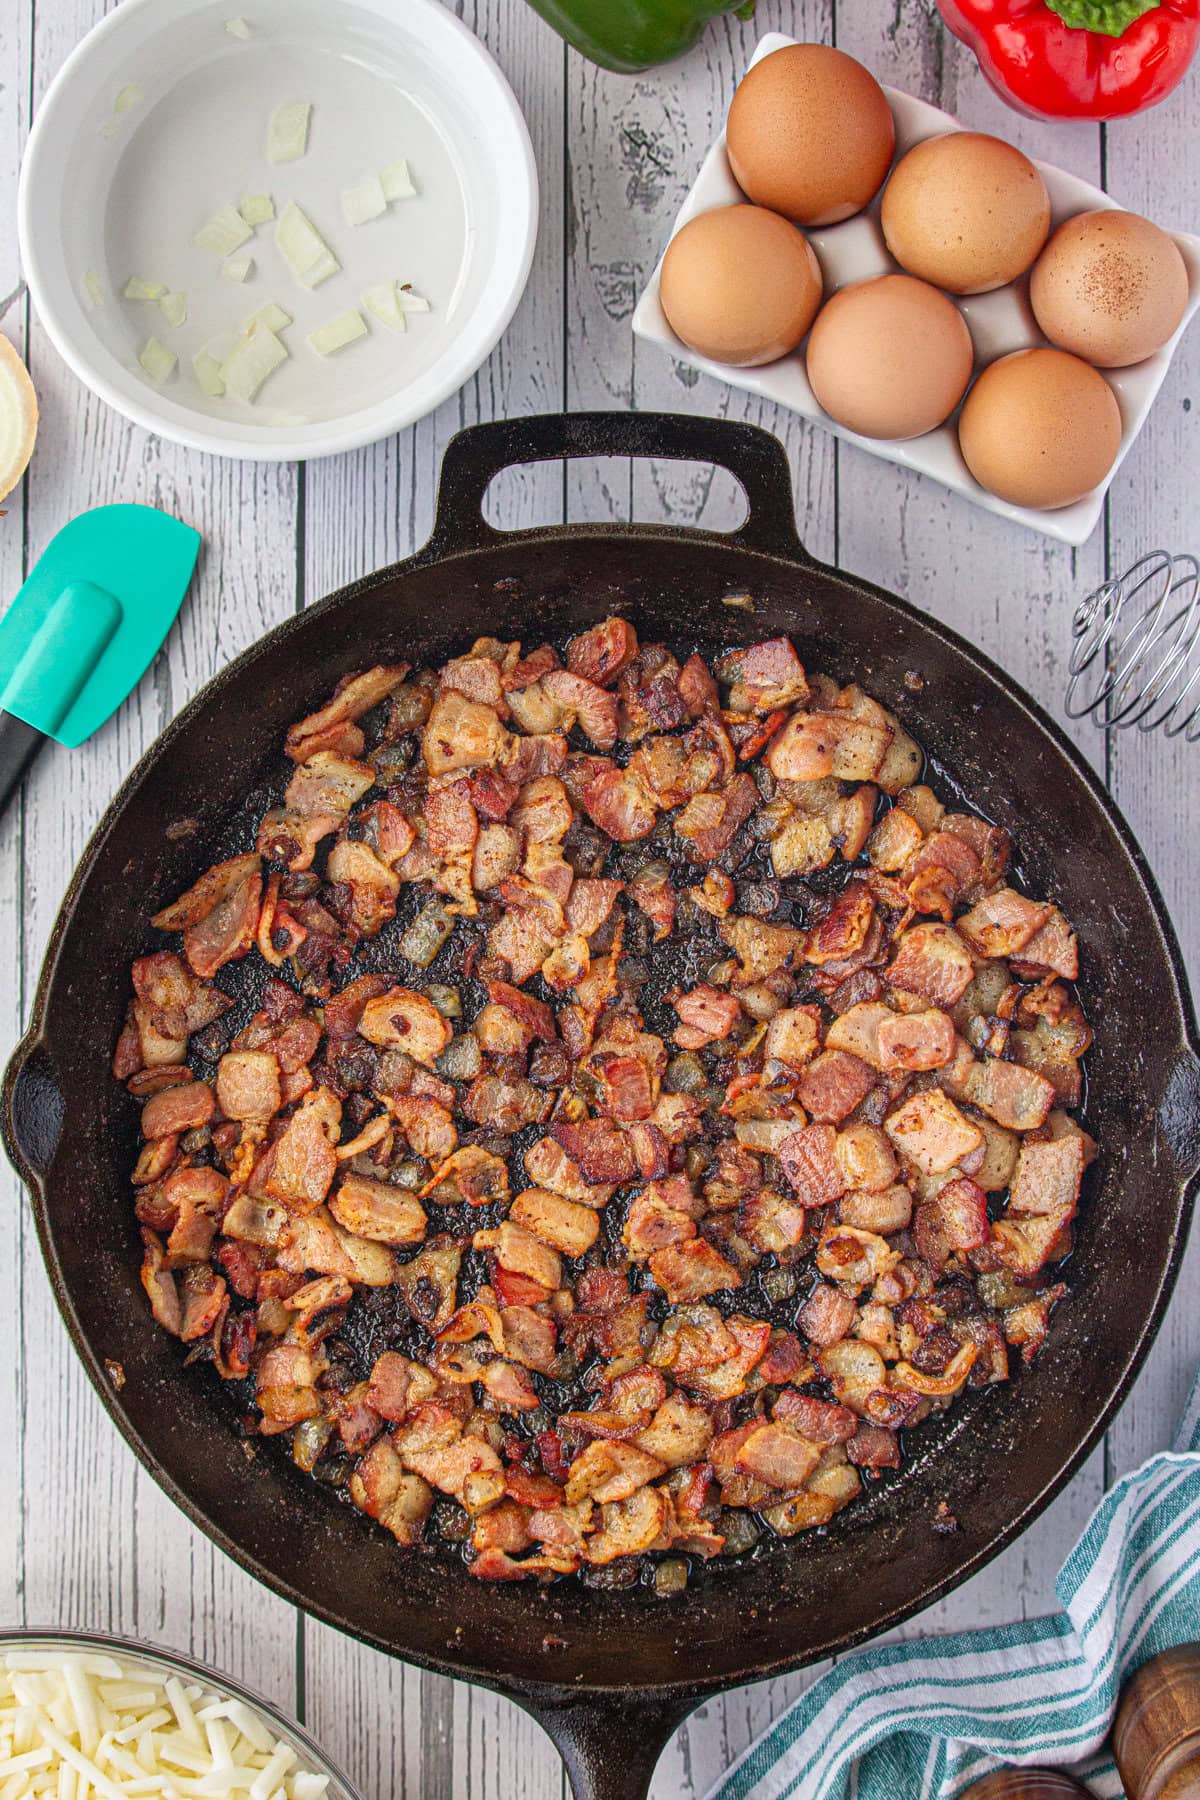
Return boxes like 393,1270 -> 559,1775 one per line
1,1 -> 1197,1794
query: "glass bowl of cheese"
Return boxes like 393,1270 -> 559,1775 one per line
0,1631 -> 364,1800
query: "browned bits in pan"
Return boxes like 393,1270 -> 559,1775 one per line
114,625 -> 1093,1589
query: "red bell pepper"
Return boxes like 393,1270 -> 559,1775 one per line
936,0 -> 1200,120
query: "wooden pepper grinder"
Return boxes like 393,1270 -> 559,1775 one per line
961,1772 -> 1091,1797
1112,1645 -> 1200,1800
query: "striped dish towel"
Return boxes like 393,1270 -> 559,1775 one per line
708,1370 -> 1200,1800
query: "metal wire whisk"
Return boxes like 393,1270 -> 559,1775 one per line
1066,551 -> 1200,742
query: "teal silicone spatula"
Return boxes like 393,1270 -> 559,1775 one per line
0,503 -> 201,815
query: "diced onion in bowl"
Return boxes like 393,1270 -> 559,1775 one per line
220,323 -> 289,402
240,193 -> 275,226
361,281 -> 406,333
192,207 -> 253,257
84,270 -> 104,308
138,337 -> 177,384
158,290 -> 187,328
0,1649 -> 336,1799
193,349 -> 226,397
380,159 -> 416,202
225,16 -> 252,38
114,84 -> 143,114
307,310 -> 367,356
267,100 -> 312,165
274,203 -> 339,290
123,276 -> 165,302
250,301 -> 292,333
341,175 -> 387,228
222,257 -> 254,283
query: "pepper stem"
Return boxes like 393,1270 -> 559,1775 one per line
1044,0 -> 1161,36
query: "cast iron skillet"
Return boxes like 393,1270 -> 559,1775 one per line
5,413 -> 1200,1800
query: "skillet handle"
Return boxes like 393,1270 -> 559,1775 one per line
424,411 -> 807,563
1,1032 -> 65,1187
517,1688 -> 696,1800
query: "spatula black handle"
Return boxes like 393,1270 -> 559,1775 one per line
0,711 -> 46,817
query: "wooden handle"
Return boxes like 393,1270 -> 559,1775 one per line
960,1772 -> 1092,1798
1113,1645 -> 1200,1800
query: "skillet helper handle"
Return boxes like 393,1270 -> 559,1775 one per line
519,1688 -> 696,1800
0,710 -> 44,815
426,410 -> 807,563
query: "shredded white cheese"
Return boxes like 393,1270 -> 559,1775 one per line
380,160 -> 416,203
138,337 -> 177,384
192,207 -> 253,257
307,310 -> 367,356
340,175 -> 386,228
0,1653 -> 331,1798
267,101 -> 311,165
274,203 -> 339,290
239,194 -> 275,227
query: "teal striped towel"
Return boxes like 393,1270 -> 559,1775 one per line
708,1370 -> 1200,1800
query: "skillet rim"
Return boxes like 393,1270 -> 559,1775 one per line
5,508 -> 1200,1703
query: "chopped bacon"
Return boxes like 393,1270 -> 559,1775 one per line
581,764 -> 658,842
797,1050 -> 876,1124
551,1119 -> 637,1185
216,1050 -> 281,1121
671,986 -> 742,1050
798,1282 -> 858,1347
678,652 -> 719,717
717,637 -> 809,712
773,1391 -> 857,1442
734,1422 -> 821,1491
648,1239 -> 741,1302
285,752 -> 375,819
675,772 -> 758,862
1012,908 -> 1078,980
423,690 -> 513,774
629,862 -> 676,941
542,670 -> 620,750
331,1173 -> 427,1246
886,1088 -> 984,1176
589,1052 -> 656,1122
565,878 -> 624,938
887,923 -> 975,1007
182,870 -> 262,979
524,1136 -> 615,1207
958,888 -> 1053,959
915,1177 -> 989,1271
358,988 -> 452,1067
287,665 -> 409,762
567,617 -> 639,688
264,1088 -> 342,1213
876,1008 -> 955,1073
141,1080 -> 214,1140
964,1057 -> 1056,1132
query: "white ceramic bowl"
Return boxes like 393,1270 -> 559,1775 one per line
633,32 -> 1200,546
18,0 -> 538,461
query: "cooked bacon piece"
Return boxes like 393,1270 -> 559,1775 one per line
287,665 -> 409,762
423,690 -> 513,774
846,1424 -> 901,1469
675,772 -> 758,863
735,1422 -> 822,1491
552,1119 -> 637,1185
141,1080 -> 214,1140
388,1092 -> 456,1163
992,1135 -> 1085,1278
216,1050 -> 281,1121
588,1052 -> 655,1121
805,885 -> 876,968
678,652 -> 719,717
767,710 -> 892,783
502,732 -> 569,788
581,763 -> 658,842
876,1008 -> 955,1074
798,1282 -> 857,1347
350,1436 -> 434,1546
441,653 -> 507,711
764,1006 -> 821,1070
277,1207 -> 397,1287
358,988 -> 452,1067
886,1088 -> 984,1176
365,1352 -> 434,1423
798,1050 -> 876,1124
779,1124 -> 845,1206
623,1181 -> 701,1258
510,775 -> 574,844
255,1343 -> 323,1434
773,1391 -> 858,1442
511,1188 -> 600,1259
717,637 -> 809,713
1011,908 -> 1078,980
285,752 -> 375,819
264,1088 -> 342,1213
564,878 -> 624,938
719,914 -> 806,981
181,870 -> 263,980
834,1124 -> 898,1193
471,822 -> 521,894
462,1073 -> 551,1134
330,1173 -> 427,1246
474,1220 -> 562,1293
887,922 -> 975,1007
522,1137 -> 613,1208
565,1440 -> 666,1507
628,1395 -> 713,1469
566,618 -> 639,688
671,985 -> 742,1050
628,733 -> 719,808
958,888 -> 1053,959
463,770 -> 518,823
915,1177 -> 989,1271
151,853 -> 263,934
258,808 -> 342,872
541,670 -> 619,750
131,952 -> 231,1040
816,1224 -> 901,1293
648,1238 -> 741,1302
140,1230 -> 183,1335
423,780 -> 479,858
626,1120 -> 670,1181
393,1407 -> 504,1502
629,862 -> 676,941
964,1058 -> 1055,1132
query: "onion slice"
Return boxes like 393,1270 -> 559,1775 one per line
192,207 -> 253,256
361,281 -> 406,333
223,257 -> 254,283
138,337 -> 178,385
123,277 -> 165,301
381,160 -> 416,202
220,323 -> 289,403
240,193 -> 274,226
267,100 -> 311,165
158,290 -> 188,328
0,337 -> 38,503
307,310 -> 367,355
192,349 -> 226,398
341,175 -> 387,227
84,271 -> 104,308
274,202 -> 339,289
250,301 -> 292,333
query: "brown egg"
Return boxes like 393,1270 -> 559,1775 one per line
881,132 -> 1051,295
658,204 -> 824,367
958,347 -> 1122,509
1031,209 -> 1190,368
726,44 -> 895,228
806,274 -> 974,440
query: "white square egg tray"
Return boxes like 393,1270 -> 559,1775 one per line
632,32 -> 1200,546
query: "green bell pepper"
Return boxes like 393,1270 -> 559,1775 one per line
524,0 -> 755,72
